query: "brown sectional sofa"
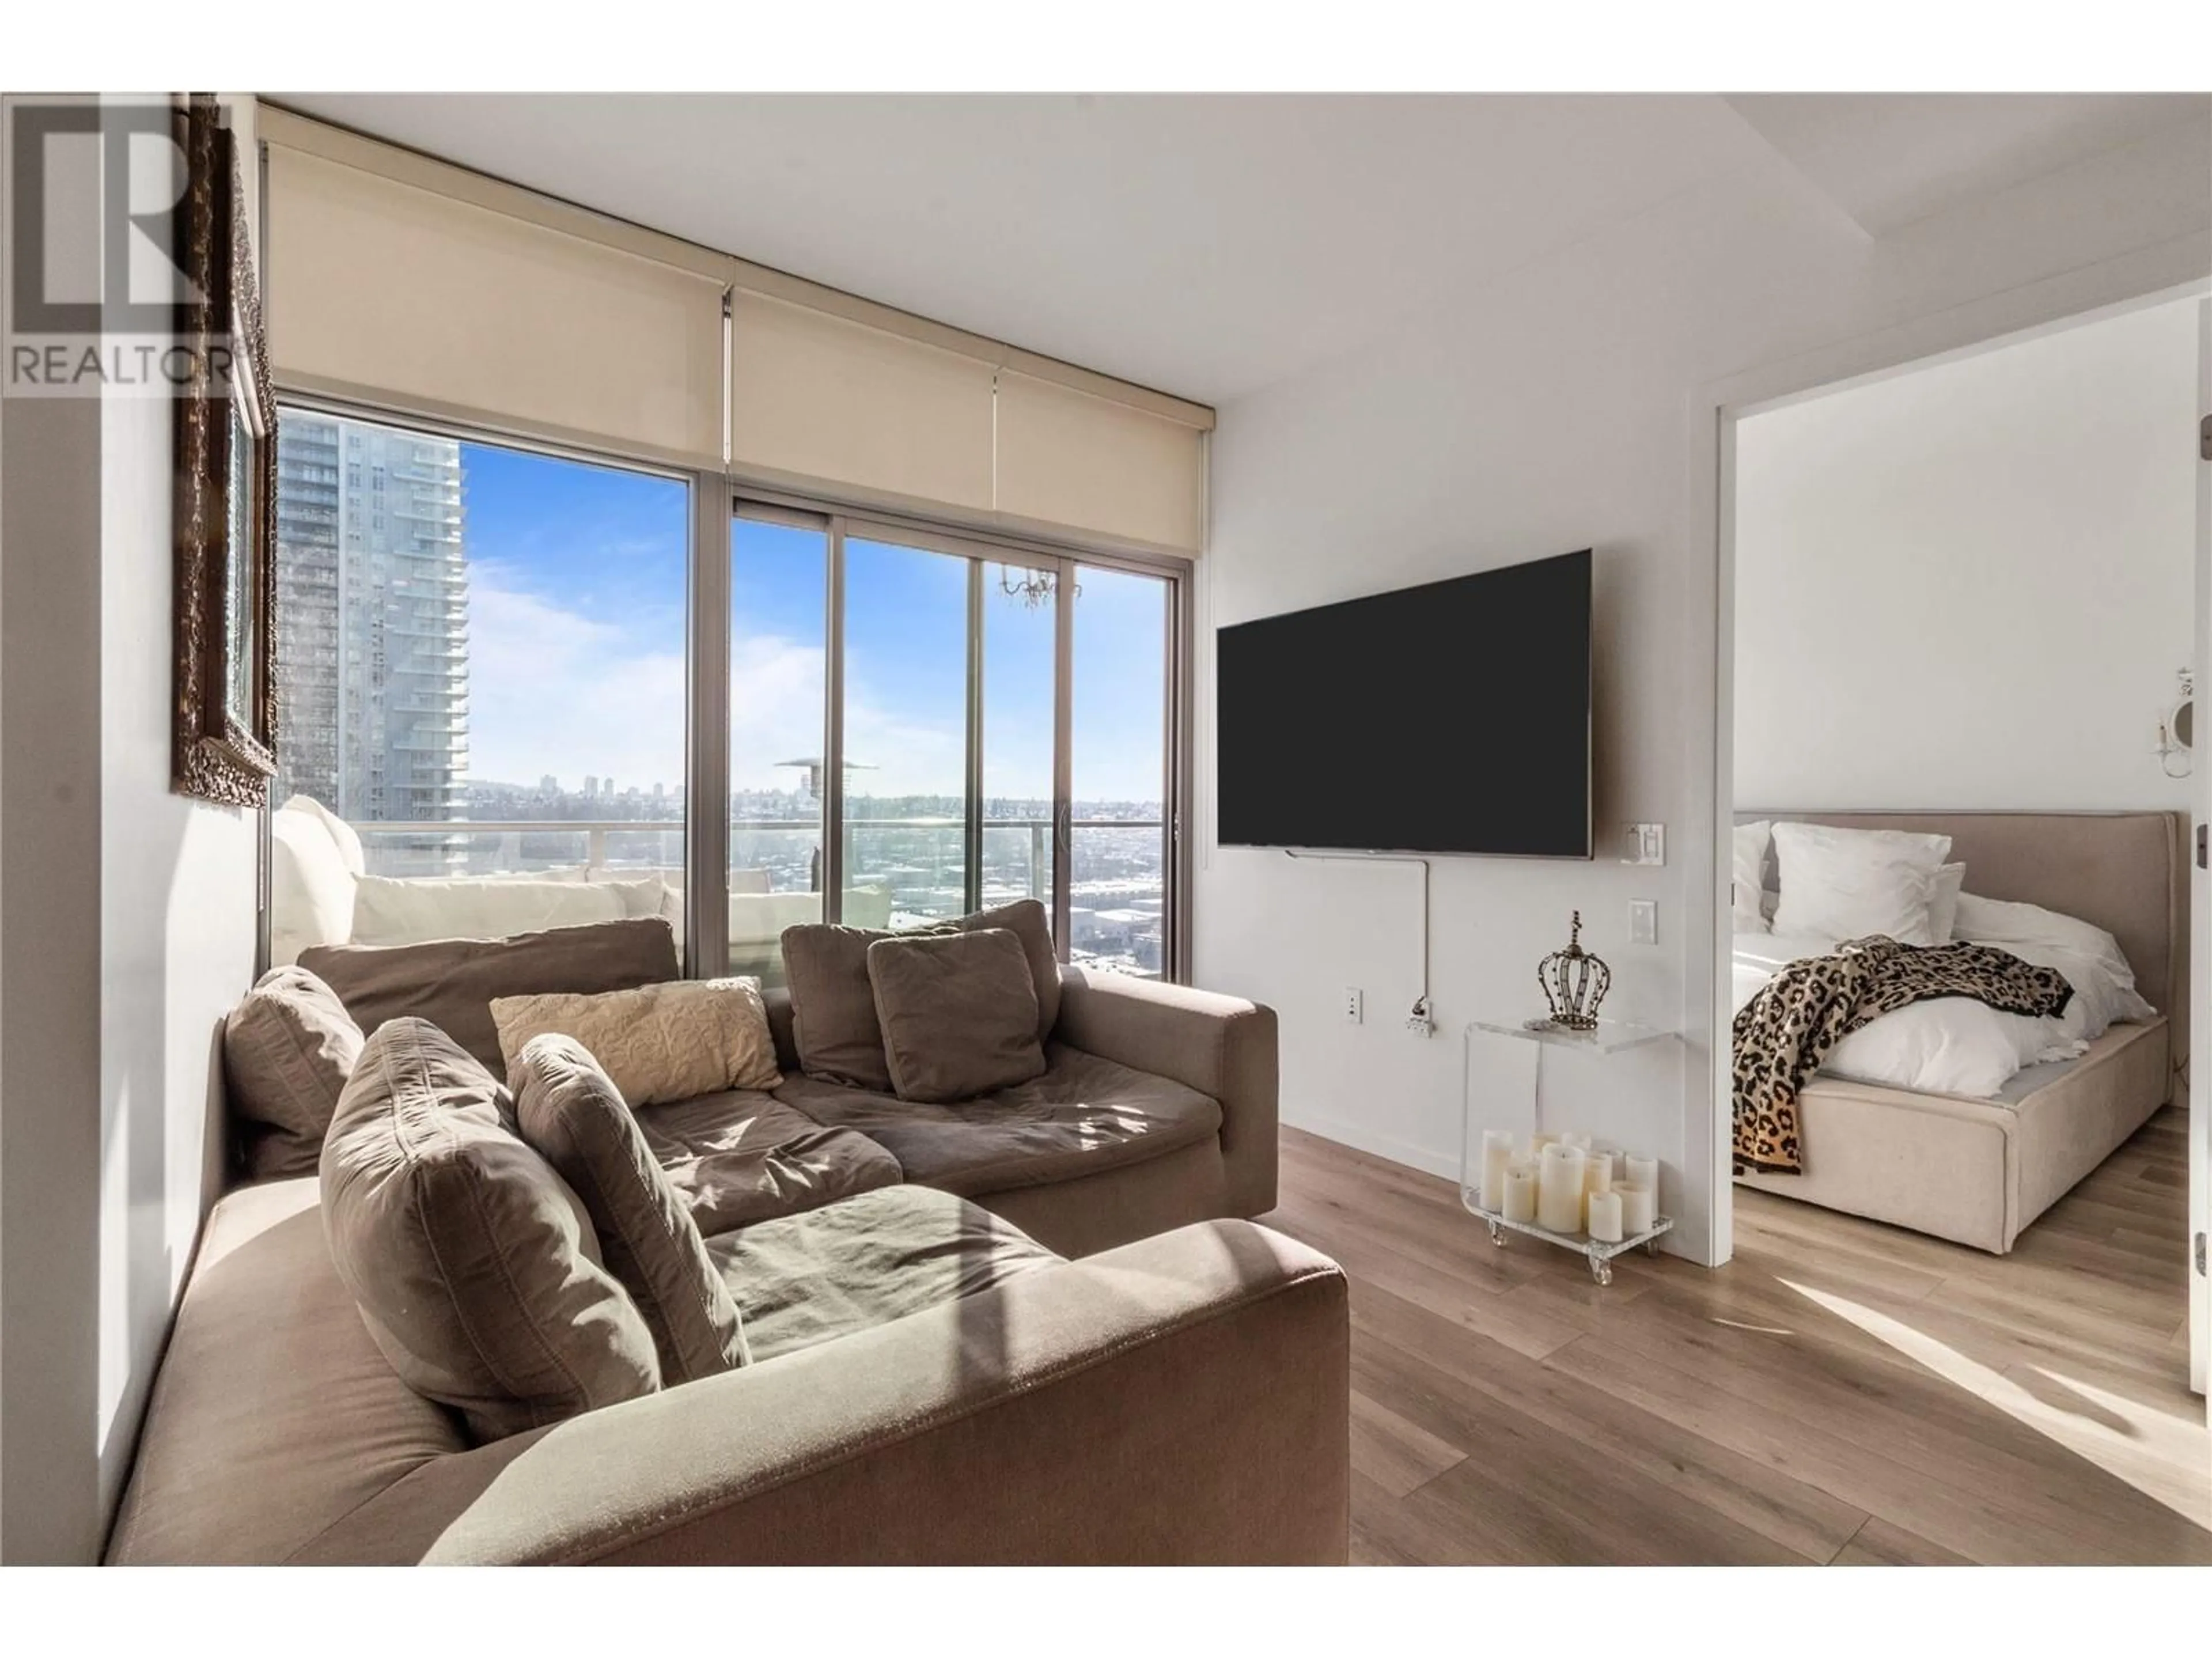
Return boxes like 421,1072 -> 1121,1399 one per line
107,918 -> 1345,1565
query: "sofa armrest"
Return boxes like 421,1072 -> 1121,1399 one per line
293,1219 -> 1347,1566
1055,969 -> 1279,1217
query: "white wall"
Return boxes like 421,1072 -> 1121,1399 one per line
90,96 -> 264,1531
0,94 -> 263,1563
1198,107 -> 2212,1259
1734,297 -> 2200,813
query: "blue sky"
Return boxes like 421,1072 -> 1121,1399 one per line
461,441 -> 1165,804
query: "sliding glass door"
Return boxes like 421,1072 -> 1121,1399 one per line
728,503 -> 1181,983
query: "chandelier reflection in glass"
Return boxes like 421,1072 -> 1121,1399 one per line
997,565 -> 1079,609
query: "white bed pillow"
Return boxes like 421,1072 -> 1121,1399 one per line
1951,892 -> 2140,993
1732,821 -> 1771,933
1770,823 -> 1953,945
1927,863 -> 1966,944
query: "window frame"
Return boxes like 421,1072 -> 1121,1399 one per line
729,486 -> 1192,982
257,391 -> 1193,987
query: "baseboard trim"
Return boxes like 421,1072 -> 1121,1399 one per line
1279,1108 -> 1460,1184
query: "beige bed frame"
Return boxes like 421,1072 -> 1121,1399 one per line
1733,810 -> 2187,1255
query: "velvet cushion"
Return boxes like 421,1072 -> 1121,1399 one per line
781,899 -> 1061,1089
509,1033 -> 748,1383
224,965 -> 365,1178
302,917 -> 680,1074
320,1018 -> 660,1441
867,929 -> 1047,1104
490,977 -> 781,1107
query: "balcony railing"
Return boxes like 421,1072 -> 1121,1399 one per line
345,816 -> 1166,974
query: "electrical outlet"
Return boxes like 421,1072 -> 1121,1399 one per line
1630,899 -> 1658,945
1342,986 -> 1363,1024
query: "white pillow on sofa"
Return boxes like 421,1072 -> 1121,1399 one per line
351,874 -> 664,947
271,805 -> 357,966
1732,821 -> 1771,934
281,793 -> 365,877
1770,822 -> 1952,945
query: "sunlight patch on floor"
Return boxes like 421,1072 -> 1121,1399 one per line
1710,1317 -> 1796,1336
1782,1279 -> 2212,1530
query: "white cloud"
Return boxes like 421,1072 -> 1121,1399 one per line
466,575 -> 685,789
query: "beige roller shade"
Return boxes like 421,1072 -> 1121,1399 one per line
266,145 -> 725,467
994,370 -> 1206,554
729,290 -> 997,510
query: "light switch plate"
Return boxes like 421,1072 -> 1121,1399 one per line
1630,899 -> 1658,945
1621,823 -> 1665,866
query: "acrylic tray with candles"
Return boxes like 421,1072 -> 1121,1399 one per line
1459,1131 -> 1673,1286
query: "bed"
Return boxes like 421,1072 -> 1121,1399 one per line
1731,810 -> 2186,1254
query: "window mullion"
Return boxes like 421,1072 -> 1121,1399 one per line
965,559 -> 984,915
1051,556 -> 1075,961
684,480 -> 731,976
823,518 -> 847,921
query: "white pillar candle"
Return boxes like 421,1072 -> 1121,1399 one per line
1624,1155 -> 1659,1200
1531,1131 -> 1562,1156
1617,1181 -> 1656,1234
1561,1130 -> 1593,1153
1480,1130 -> 1517,1211
1537,1143 -> 1586,1234
1580,1155 -> 1613,1230
1587,1190 -> 1624,1244
1502,1164 -> 1539,1225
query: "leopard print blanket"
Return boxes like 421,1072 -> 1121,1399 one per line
1732,935 -> 2073,1175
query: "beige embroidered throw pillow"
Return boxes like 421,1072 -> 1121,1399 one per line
490,977 -> 781,1107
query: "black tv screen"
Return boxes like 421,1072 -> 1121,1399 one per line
1217,550 -> 1592,858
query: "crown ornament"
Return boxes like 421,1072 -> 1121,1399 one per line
1538,910 -> 1611,1031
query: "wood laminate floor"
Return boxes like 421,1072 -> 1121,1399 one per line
1260,1106 -> 2210,1565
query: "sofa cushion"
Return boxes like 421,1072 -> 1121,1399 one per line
491,976 -> 782,1107
510,1034 -> 748,1385
704,1183 -> 1061,1363
771,1045 -> 1222,1198
351,872 -> 666,949
781,899 -> 1062,1090
301,917 -> 680,1074
224,965 -> 365,1179
868,929 -> 1046,1103
632,1090 -> 903,1236
321,1018 -> 661,1442
103,1178 -> 469,1567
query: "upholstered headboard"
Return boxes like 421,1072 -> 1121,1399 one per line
1737,809 -> 2190,1072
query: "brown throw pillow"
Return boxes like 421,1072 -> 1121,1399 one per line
224,965 -> 365,1178
302,916 -> 680,1074
781,899 -> 1060,1089
960,899 -> 1061,1041
866,929 -> 1047,1104
509,1033 -> 748,1384
490,978 -> 781,1107
320,1018 -> 660,1441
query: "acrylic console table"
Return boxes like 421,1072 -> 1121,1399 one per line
1460,1016 -> 1680,1285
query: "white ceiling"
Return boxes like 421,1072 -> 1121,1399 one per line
1724,93 -> 2207,237
276,92 -> 2208,407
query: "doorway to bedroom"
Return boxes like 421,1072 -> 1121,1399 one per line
1714,289 -> 2211,1539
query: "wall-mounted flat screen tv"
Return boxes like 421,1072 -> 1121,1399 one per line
1217,548 -> 1592,858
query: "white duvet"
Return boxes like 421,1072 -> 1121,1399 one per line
1731,931 -> 2154,1101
